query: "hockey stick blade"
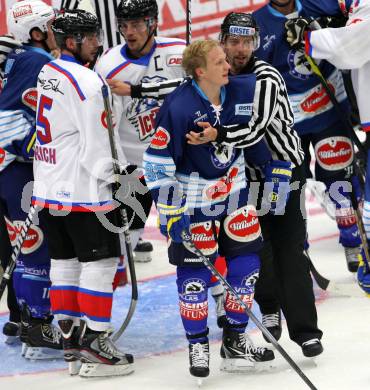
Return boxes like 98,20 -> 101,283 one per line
305,251 -> 330,291
181,231 -> 318,390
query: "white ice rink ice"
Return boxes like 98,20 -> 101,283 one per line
1,188 -> 370,390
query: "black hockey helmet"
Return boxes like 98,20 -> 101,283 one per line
220,12 -> 260,50
52,9 -> 102,46
116,0 -> 158,21
270,0 -> 294,7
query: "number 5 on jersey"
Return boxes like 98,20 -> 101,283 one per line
36,94 -> 53,144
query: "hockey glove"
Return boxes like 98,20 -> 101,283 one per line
264,160 -> 292,215
357,247 -> 370,295
285,17 -> 311,50
157,195 -> 190,243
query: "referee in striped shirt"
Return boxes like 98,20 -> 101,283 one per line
187,13 -> 324,357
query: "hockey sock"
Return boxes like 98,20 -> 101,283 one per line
224,254 -> 260,326
50,258 -> 81,325
78,257 -> 117,332
186,328 -> 209,344
14,260 -> 51,319
334,198 -> 361,247
176,266 -> 212,336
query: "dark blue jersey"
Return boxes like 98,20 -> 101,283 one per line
144,75 -> 270,221
0,45 -> 53,170
253,2 -> 350,135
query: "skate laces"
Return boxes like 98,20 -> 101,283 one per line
190,343 -> 209,368
262,312 -> 280,328
42,324 -> 62,344
99,332 -> 121,357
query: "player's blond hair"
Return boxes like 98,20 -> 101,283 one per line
182,39 -> 221,80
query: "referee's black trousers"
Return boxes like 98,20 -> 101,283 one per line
254,163 -> 323,345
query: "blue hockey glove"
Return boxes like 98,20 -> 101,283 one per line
357,247 -> 370,295
264,160 -> 292,215
157,195 -> 190,243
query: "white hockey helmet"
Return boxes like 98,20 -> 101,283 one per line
7,1 -> 55,44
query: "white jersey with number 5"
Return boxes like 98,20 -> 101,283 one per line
33,55 -> 126,211
96,37 -> 186,169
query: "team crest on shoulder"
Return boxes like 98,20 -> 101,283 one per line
150,127 -> 170,149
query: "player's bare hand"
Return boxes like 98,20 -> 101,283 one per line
107,79 -> 131,96
186,122 -> 218,145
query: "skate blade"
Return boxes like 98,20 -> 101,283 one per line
21,343 -> 28,357
220,358 -> 274,373
4,335 -> 21,345
24,346 -> 64,360
197,378 -> 204,387
133,252 -> 152,263
79,362 -> 134,377
68,360 -> 82,375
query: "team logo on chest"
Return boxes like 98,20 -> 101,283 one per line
288,49 -> 316,80
126,75 -> 166,142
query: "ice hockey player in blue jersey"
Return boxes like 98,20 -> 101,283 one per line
284,0 -> 370,292
253,0 -> 362,273
144,39 -> 282,379
0,0 -> 63,359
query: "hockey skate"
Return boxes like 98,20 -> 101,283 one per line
189,341 -> 210,378
58,320 -> 82,375
344,246 -> 361,273
220,328 -> 275,372
301,338 -> 323,358
261,311 -> 282,343
2,321 -> 21,344
78,323 -> 134,377
20,304 -> 63,360
134,238 -> 153,263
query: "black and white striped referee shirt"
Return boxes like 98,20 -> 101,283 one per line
216,58 -> 304,180
133,57 -> 304,180
59,0 -> 122,49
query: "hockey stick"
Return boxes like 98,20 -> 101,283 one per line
101,85 -> 138,341
305,54 -> 367,167
0,205 -> 39,301
304,249 -> 330,290
181,231 -> 318,390
186,0 -> 191,45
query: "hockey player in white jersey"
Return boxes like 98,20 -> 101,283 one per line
96,0 -> 186,263
32,9 -> 133,377
0,1 -> 67,358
